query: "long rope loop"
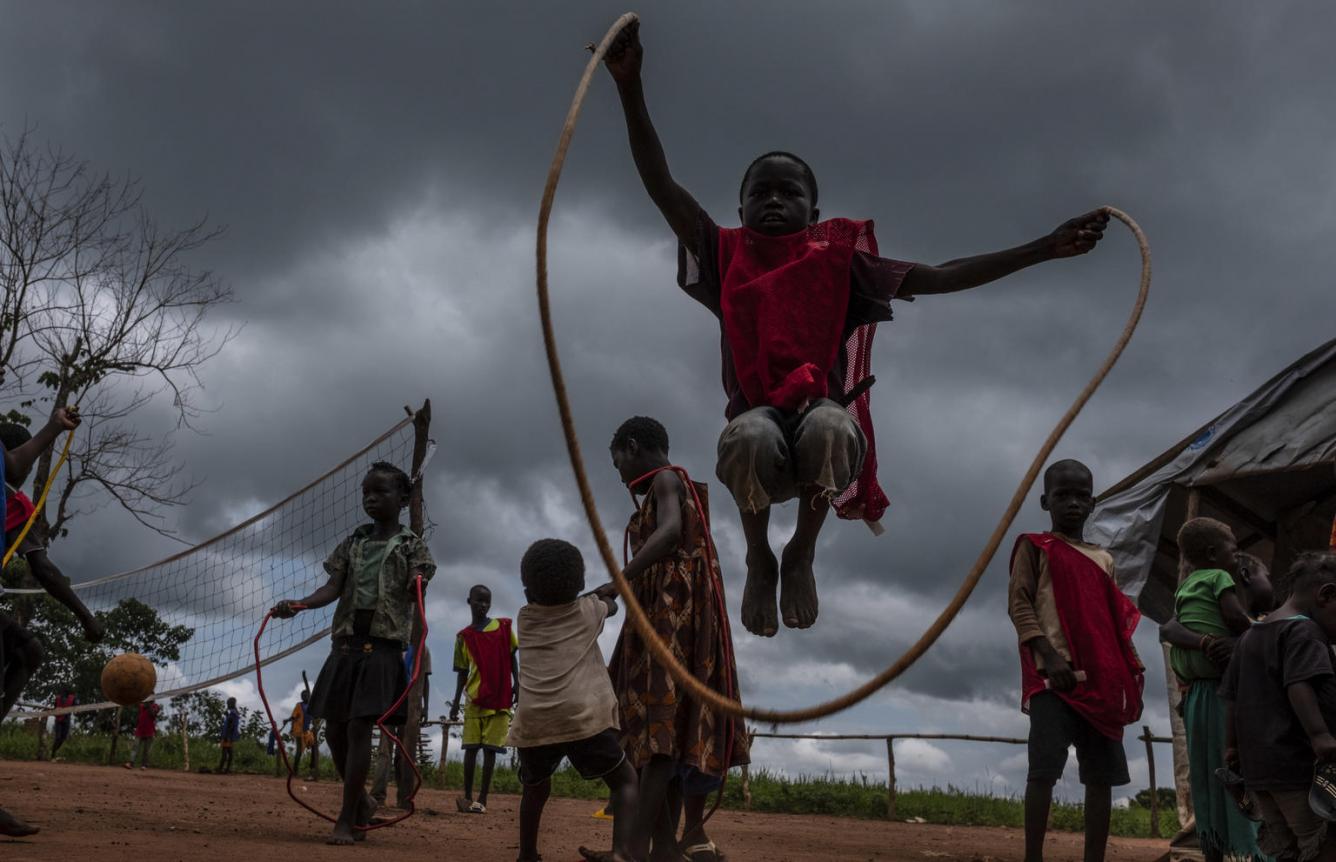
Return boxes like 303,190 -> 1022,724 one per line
255,575 -> 429,830
540,13 -> 1152,724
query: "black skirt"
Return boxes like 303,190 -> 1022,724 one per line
307,634 -> 409,724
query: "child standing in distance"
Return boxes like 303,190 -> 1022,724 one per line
449,584 -> 519,815
1157,520 -> 1268,862
272,461 -> 434,846
1008,460 -> 1144,862
1221,552 -> 1336,862
125,699 -> 161,770
607,417 -> 748,862
289,688 -> 318,781
218,696 -> 241,774
507,539 -> 641,862
603,21 -> 1109,638
50,686 -> 77,761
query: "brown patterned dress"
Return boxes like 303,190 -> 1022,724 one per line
608,474 -> 749,780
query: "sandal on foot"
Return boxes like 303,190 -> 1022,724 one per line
455,797 -> 473,813
682,841 -> 722,862
467,801 -> 486,814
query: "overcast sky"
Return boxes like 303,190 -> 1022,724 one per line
3,1 -> 1334,801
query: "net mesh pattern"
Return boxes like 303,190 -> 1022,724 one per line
7,417 -> 423,714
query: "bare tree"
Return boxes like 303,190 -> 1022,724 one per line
1,127 -> 234,543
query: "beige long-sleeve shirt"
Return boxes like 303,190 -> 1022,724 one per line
1007,533 -> 1116,671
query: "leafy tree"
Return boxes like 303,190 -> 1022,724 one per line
167,689 -> 227,737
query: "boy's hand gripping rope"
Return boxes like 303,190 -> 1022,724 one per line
253,575 -> 429,831
537,13 -> 1152,724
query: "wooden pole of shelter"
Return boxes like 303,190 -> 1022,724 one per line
399,400 -> 432,802
1142,725 -> 1160,839
886,736 -> 897,820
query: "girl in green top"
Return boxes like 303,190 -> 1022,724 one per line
273,461 -> 435,846
1160,518 -> 1274,862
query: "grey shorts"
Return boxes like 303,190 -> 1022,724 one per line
715,399 -> 865,513
1255,788 -> 1329,861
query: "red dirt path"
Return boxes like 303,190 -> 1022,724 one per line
1,760 -> 1167,861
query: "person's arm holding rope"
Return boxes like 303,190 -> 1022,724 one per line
605,20 -> 702,247
2,407 -> 79,480
899,211 -> 1109,298
622,472 -> 684,583
272,579 -> 340,618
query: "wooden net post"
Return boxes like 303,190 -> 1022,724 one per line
399,400 -> 432,801
886,736 -> 897,820
33,714 -> 48,761
438,719 -> 451,772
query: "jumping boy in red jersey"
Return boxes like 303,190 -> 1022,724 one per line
0,406 -> 86,837
604,20 -> 1109,637
1008,459 -> 1144,862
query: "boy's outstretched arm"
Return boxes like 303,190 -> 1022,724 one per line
605,20 -> 701,246
900,210 -> 1109,298
3,407 -> 80,480
449,669 -> 466,721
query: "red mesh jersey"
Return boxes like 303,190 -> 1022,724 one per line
716,219 -> 890,525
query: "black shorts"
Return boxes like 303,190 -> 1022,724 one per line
1027,691 -> 1130,786
4,524 -> 45,557
517,728 -> 626,786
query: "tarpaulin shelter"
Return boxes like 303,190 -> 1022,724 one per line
1087,336 -> 1336,849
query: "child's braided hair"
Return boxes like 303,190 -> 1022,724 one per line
368,460 -> 412,497
521,538 -> 585,606
610,416 -> 668,454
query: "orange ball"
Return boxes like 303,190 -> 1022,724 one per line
101,653 -> 157,706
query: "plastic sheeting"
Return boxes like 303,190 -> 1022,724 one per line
1089,338 -> 1336,622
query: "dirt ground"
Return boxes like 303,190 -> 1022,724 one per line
1,760 -> 1168,861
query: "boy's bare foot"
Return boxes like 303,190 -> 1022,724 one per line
0,806 -> 39,837
780,542 -> 818,629
741,548 -> 779,637
327,818 -> 356,846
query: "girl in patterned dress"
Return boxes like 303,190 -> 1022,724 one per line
607,416 -> 748,862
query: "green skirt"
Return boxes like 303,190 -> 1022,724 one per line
1185,679 -> 1267,861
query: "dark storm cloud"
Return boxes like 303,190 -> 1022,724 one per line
3,1 -> 1334,781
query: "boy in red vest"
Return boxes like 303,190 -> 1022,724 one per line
1008,459 -> 1144,862
125,700 -> 161,770
449,584 -> 518,814
603,21 -> 1109,638
51,686 -> 77,760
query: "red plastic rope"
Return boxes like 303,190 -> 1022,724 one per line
624,466 -> 737,825
254,575 -> 429,831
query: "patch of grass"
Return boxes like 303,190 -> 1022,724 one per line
0,724 -> 1178,837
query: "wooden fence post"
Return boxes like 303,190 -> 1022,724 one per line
886,736 -> 897,820
439,720 -> 451,773
1142,725 -> 1160,838
33,715 -> 48,761
181,710 -> 190,772
740,726 -> 754,810
107,707 -> 123,765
